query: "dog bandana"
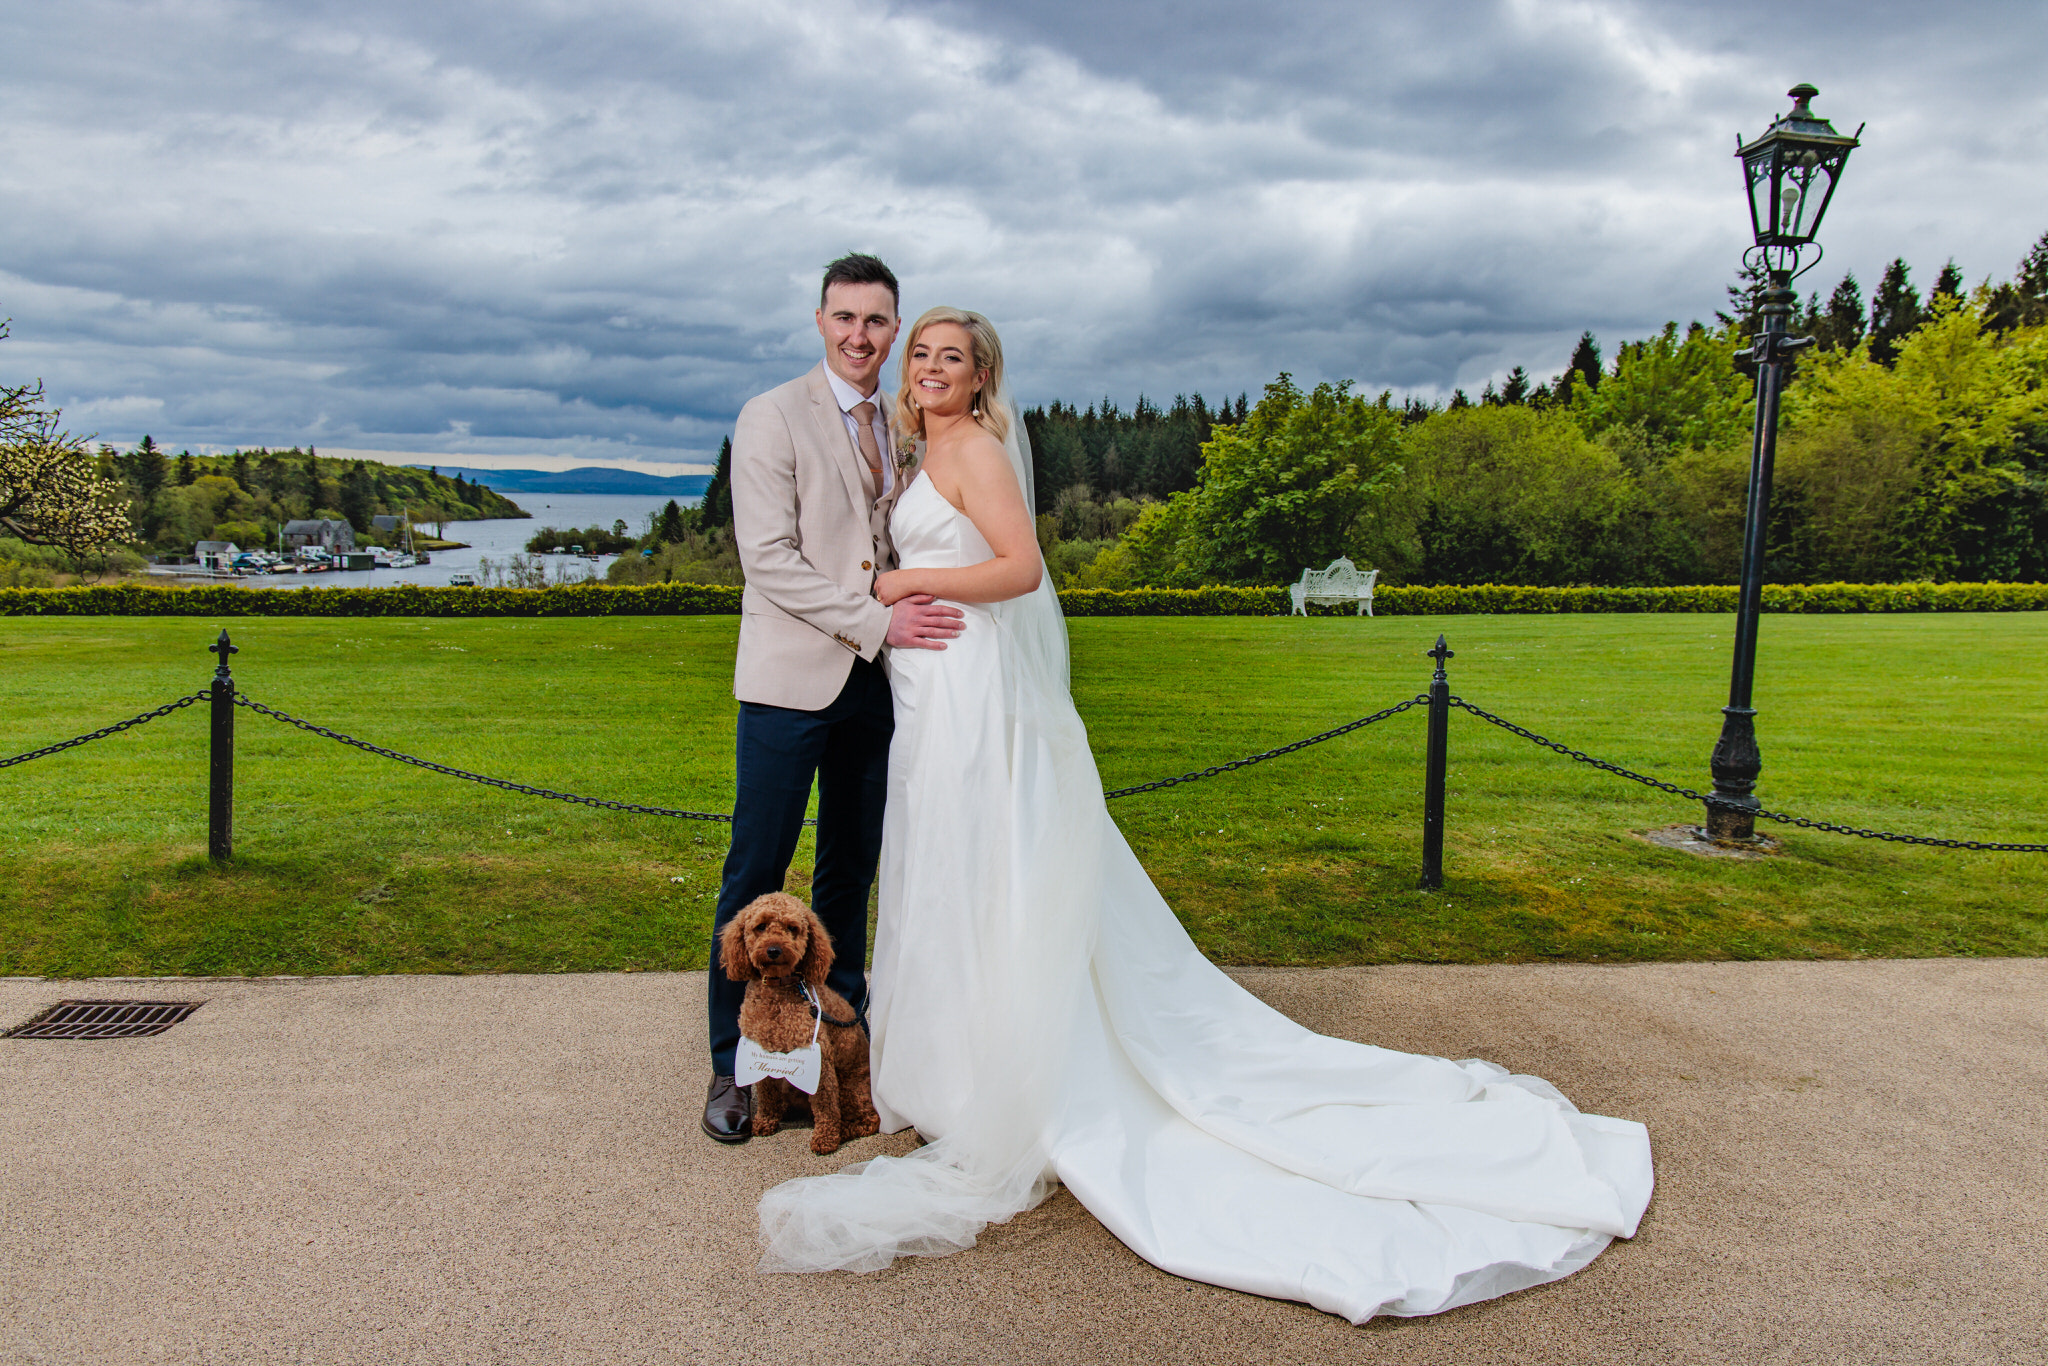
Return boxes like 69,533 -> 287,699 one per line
735,982 -> 824,1095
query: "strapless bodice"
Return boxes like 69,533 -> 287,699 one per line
891,472 -> 993,572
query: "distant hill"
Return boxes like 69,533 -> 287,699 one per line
410,465 -> 711,497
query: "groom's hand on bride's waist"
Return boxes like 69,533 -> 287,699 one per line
886,594 -> 965,650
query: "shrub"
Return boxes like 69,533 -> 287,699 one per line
525,524 -> 638,555
0,582 -> 746,617
7,580 -> 2042,618
1054,581 -> 2048,616
0,559 -> 57,588
607,529 -> 744,586
212,520 -> 268,548
1378,406 -> 1646,587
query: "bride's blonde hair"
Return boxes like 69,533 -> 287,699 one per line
894,306 -> 1009,453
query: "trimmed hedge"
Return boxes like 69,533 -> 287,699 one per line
3,579 -> 2045,618
0,582 -> 745,617
1080,581 -> 2048,617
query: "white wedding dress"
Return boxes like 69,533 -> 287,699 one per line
757,457 -> 1654,1324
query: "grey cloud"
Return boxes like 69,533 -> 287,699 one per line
1,0 -> 2042,463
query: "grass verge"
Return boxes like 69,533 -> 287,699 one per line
2,613 -> 2043,975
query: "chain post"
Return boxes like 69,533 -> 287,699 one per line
208,629 -> 238,862
1419,635 -> 1453,889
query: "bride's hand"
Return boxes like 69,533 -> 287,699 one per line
874,569 -> 917,606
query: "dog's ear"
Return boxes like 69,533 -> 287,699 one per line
719,910 -> 757,982
798,907 -> 835,989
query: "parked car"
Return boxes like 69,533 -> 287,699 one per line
448,573 -> 477,587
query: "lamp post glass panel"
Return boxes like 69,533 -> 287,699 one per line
1705,85 -> 1861,841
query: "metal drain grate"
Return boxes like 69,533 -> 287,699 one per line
4,1000 -> 204,1039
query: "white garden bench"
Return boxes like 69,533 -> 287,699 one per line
1289,558 -> 1379,616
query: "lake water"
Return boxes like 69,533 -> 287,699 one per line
254,493 -> 691,589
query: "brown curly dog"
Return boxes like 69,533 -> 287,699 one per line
720,892 -> 880,1155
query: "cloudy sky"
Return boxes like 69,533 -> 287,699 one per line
3,0 -> 2043,471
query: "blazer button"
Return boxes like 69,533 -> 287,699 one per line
862,560 -> 872,570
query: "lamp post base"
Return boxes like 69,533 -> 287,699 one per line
1704,801 -> 1761,843
1707,704 -> 1762,843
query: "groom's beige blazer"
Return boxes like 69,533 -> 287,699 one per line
731,362 -> 909,711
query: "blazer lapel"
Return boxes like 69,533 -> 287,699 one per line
805,364 -> 870,516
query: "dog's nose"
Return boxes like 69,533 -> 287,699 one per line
764,946 -> 783,960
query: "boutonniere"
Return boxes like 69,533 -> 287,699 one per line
893,441 -> 920,474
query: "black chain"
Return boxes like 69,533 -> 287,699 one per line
1448,697 -> 2048,853
0,692 -> 211,770
231,692 -> 769,824
14,682 -> 2038,853
1103,695 -> 1427,800
235,687 -> 1417,815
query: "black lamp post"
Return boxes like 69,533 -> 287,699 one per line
1706,85 -> 1862,840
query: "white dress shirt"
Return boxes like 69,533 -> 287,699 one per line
823,365 -> 894,498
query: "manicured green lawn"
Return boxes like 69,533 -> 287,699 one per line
1,613 -> 2043,976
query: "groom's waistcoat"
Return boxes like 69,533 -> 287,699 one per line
730,362 -> 906,711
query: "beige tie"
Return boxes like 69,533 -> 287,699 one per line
851,401 -> 884,502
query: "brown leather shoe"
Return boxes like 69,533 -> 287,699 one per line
702,1073 -> 751,1144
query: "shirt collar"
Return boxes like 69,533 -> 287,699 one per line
823,365 -> 882,416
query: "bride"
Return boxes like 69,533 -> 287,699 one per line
755,308 -> 1654,1324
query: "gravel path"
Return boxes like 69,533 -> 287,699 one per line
3,960 -> 2042,1365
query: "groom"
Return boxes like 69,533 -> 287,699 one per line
701,253 -> 964,1143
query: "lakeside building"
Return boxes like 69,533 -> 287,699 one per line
280,519 -> 356,552
194,540 -> 240,573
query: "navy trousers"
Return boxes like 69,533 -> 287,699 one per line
707,655 -> 892,1075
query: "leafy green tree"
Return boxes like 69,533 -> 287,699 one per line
1093,375 -> 1402,586
1571,321 -> 1751,452
154,475 -> 258,550
1375,406 -> 1647,586
1781,297 -> 2048,580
